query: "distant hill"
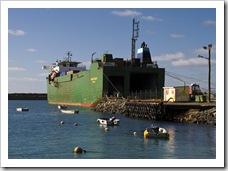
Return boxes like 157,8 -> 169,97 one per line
8,93 -> 47,100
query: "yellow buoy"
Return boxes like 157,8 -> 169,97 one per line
105,127 -> 109,131
144,130 -> 148,138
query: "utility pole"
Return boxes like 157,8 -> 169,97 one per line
203,44 -> 212,103
198,44 -> 212,103
131,18 -> 139,66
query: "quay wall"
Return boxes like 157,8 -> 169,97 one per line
92,99 -> 216,125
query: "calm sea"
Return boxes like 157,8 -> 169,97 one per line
8,100 -> 216,160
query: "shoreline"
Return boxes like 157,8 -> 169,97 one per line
8,93 -> 47,100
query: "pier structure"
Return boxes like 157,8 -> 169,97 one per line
125,100 -> 215,120
93,98 -> 216,125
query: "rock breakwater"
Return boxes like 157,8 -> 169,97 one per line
93,99 -> 126,114
173,107 -> 216,125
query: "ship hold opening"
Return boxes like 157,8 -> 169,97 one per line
107,76 -> 124,97
130,73 -> 158,92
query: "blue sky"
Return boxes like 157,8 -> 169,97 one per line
5,2 -> 221,93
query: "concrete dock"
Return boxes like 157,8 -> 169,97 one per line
163,102 -> 215,109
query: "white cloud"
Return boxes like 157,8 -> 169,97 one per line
170,34 -> 185,38
154,51 -> 216,67
141,16 -> 163,21
153,52 -> 185,61
203,20 -> 216,25
111,10 -> 141,17
26,48 -> 37,52
8,29 -> 26,36
171,58 -> 208,66
8,67 -> 26,72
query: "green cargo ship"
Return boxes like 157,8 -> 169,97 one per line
42,20 -> 165,107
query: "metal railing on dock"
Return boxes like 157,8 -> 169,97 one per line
129,89 -> 163,100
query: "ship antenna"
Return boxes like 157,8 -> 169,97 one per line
66,51 -> 72,62
131,18 -> 139,66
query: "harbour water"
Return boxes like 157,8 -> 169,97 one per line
8,100 -> 216,161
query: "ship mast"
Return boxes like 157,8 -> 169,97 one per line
131,18 -> 139,66
66,51 -> 72,62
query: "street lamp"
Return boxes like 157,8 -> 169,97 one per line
91,52 -> 96,63
197,44 -> 212,102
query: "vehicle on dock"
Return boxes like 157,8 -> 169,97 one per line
16,107 -> 29,112
189,84 -> 204,101
60,109 -> 79,114
97,117 -> 120,126
144,125 -> 169,139
163,84 -> 205,102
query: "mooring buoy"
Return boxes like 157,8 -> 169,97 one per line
73,146 -> 86,153
105,127 -> 109,131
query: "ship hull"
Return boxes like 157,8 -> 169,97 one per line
46,63 -> 103,107
44,21 -> 166,108
46,60 -> 165,107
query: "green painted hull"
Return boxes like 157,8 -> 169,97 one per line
47,63 -> 103,107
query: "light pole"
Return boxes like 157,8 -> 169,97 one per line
197,44 -> 212,102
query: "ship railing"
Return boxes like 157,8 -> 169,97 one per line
129,89 -> 163,100
102,89 -> 163,101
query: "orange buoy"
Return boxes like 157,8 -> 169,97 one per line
73,146 -> 86,153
